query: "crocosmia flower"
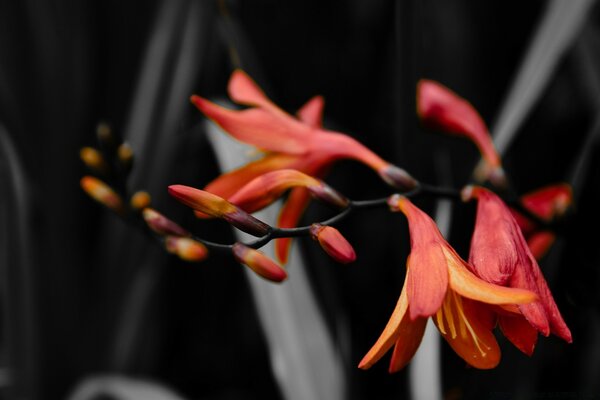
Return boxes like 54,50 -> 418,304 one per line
359,195 -> 536,371
191,69 -> 416,263
464,186 -> 572,355
510,184 -> 573,259
417,80 -> 505,186
309,224 -> 356,264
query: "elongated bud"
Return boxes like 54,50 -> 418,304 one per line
80,176 -> 123,213
165,236 -> 208,262
143,208 -> 188,236
308,184 -> 349,208
168,185 -> 271,236
309,224 -> 356,264
80,147 -> 108,174
379,164 -> 418,191
232,243 -> 287,282
131,191 -> 151,210
117,143 -> 134,172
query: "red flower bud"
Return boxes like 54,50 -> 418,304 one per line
309,224 -> 356,264
232,243 -> 287,282
142,208 -> 189,237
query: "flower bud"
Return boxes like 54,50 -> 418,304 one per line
143,208 -> 188,236
168,185 -> 271,236
80,147 -> 108,174
165,236 -> 208,262
130,191 -> 151,210
309,224 -> 356,264
232,243 -> 287,282
308,184 -> 349,208
117,143 -> 134,172
80,176 -> 123,213
379,165 -> 418,191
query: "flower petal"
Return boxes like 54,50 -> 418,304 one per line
388,316 -> 427,373
499,314 -> 538,356
406,246 -> 449,319
191,95 -> 310,155
297,95 -> 324,128
433,291 -> 500,369
520,183 -> 573,221
527,231 -> 556,260
276,187 -> 312,264
359,285 -> 410,370
417,80 -> 502,180
227,69 -> 279,112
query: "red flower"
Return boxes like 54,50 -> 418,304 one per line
510,184 -> 573,259
417,80 -> 505,186
359,196 -> 536,371
464,186 -> 572,355
191,69 -> 416,263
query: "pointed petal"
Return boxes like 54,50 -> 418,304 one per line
388,317 -> 427,373
433,292 -> 501,369
444,247 -> 537,305
417,80 -> 502,176
406,246 -> 449,319
527,231 -> 556,260
467,187 -> 519,285
297,95 -> 324,128
227,69 -> 279,111
359,286 -> 410,369
520,183 -> 573,221
275,187 -> 312,264
191,95 -> 309,154
499,314 -> 538,356
204,153 -> 299,200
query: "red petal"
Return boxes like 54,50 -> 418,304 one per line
417,80 -> 501,170
499,314 -> 538,356
468,188 -> 519,285
275,187 -> 312,263
191,95 -> 309,155
227,69 -> 279,111
297,95 -> 324,128
527,231 -> 556,260
520,183 -> 573,221
406,245 -> 449,319
388,317 -> 427,373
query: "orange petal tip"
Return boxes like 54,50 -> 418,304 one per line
130,191 -> 151,210
232,243 -> 287,282
165,236 -> 208,262
310,224 -> 356,264
80,147 -> 107,173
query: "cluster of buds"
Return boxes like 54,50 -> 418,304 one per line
81,68 -> 575,372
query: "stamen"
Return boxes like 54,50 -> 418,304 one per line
436,309 -> 446,334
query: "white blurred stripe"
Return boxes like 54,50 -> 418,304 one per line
206,119 -> 345,400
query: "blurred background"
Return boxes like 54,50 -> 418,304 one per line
1,0 -> 600,399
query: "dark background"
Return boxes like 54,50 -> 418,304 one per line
1,0 -> 599,399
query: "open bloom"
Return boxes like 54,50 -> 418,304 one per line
464,186 -> 572,355
359,195 -> 536,371
510,184 -> 573,259
192,69 -> 416,262
417,80 -> 505,186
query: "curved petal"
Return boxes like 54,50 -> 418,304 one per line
297,95 -> 324,128
388,317 -> 427,373
275,187 -> 312,263
359,285 -> 410,370
407,246 -> 449,320
191,95 -> 310,154
499,314 -> 538,356
227,69 -> 279,112
444,247 -> 537,305
520,183 -> 573,221
527,231 -> 555,260
433,292 -> 501,369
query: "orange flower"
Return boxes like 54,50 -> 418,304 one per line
359,195 -> 536,371
192,69 -> 416,263
417,80 -> 505,186
510,184 -> 573,259
464,186 -> 572,355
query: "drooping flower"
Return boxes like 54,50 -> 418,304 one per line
463,185 -> 572,355
232,243 -> 288,282
417,80 -> 505,186
168,185 -> 271,237
191,69 -> 416,263
359,195 -> 537,371
510,184 -> 573,259
309,224 -> 356,264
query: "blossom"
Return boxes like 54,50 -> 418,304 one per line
417,80 -> 505,186
309,224 -> 356,264
359,195 -> 536,371
510,184 -> 573,259
191,69 -> 416,263
463,185 -> 572,355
